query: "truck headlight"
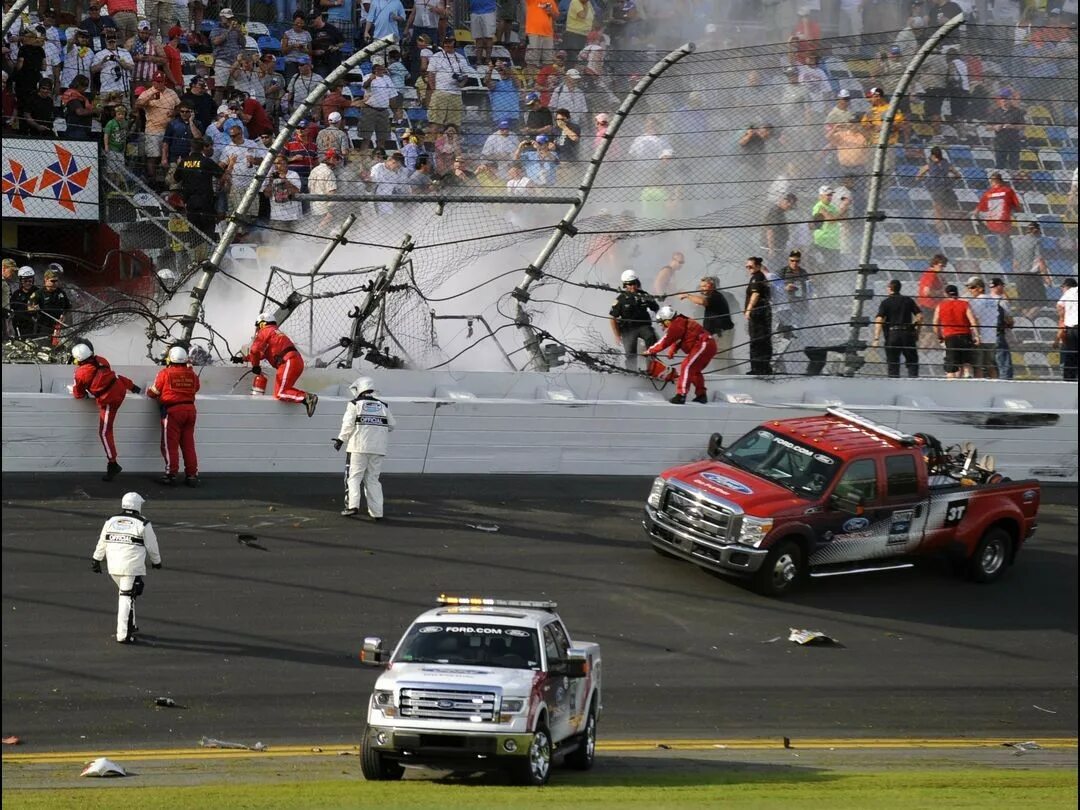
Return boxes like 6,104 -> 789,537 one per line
499,697 -> 527,723
647,477 -> 666,509
372,689 -> 396,717
738,516 -> 773,547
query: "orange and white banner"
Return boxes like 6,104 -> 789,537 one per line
1,140 -> 100,222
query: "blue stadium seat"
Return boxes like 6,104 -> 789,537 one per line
1030,170 -> 1057,191
1038,216 -> 1064,238
885,186 -> 911,209
946,145 -> 974,167
257,35 -> 281,53
406,107 -> 429,124
1046,126 -> 1069,146
914,232 -> 939,252
960,166 -> 985,186
895,163 -> 920,188
1060,147 -> 1078,164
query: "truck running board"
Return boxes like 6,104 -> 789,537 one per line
809,561 -> 915,578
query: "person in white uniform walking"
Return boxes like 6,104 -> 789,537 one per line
333,377 -> 395,520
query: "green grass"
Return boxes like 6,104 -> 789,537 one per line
2,770 -> 1077,810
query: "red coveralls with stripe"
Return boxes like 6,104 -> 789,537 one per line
248,324 -> 308,404
147,363 -> 201,477
72,356 -> 138,464
646,314 -> 717,398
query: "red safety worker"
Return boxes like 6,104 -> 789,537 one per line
71,343 -> 141,481
147,345 -> 201,487
645,306 -> 717,404
246,311 -> 319,416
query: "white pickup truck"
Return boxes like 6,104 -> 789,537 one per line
359,595 -> 602,786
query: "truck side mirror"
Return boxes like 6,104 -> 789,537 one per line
707,433 -> 724,459
359,636 -> 389,666
566,649 -> 590,678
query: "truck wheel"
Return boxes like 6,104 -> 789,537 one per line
565,704 -> 597,771
512,720 -> 552,786
969,527 -> 1012,583
360,734 -> 404,781
754,540 -> 805,597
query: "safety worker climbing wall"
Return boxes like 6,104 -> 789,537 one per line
243,311 -> 318,416
70,343 -> 141,481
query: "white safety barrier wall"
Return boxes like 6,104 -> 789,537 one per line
2,366 -> 1077,482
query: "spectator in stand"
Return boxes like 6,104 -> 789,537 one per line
1011,221 -> 1052,318
286,57 -> 323,115
61,28 -> 95,92
409,153 -> 436,193
915,146 -> 962,234
161,26 -> 183,90
103,105 -> 131,186
763,192 -> 797,270
318,111 -> 351,163
562,0 -> 594,60
92,31 -> 135,111
320,80 -> 350,125
738,122 -> 774,179
515,134 -> 558,186
481,119 -> 519,175
59,74 -> 94,140
307,148 -> 340,230
182,76 -> 215,132
210,9 -> 244,103
236,90 -> 274,139
385,49 -> 409,91
282,13 -> 313,82
425,36 -> 470,131
469,0 -> 497,64
106,0 -> 139,45
495,0 -> 517,45
310,11 -> 344,77
486,60 -> 522,127
521,91 -> 554,138
20,77 -> 55,136
163,101 -> 201,169
81,2 -> 118,44
174,137 -> 224,237
1057,278 -> 1078,381
965,277 -> 1000,379
810,185 -> 848,265
524,0 -> 558,69
944,46 -> 969,126
434,123 -> 462,175
779,249 -> 812,332
367,151 -> 410,215
824,89 -> 857,138
534,49 -> 565,107
553,107 -> 581,164
360,61 -> 395,151
934,283 -> 979,379
230,51 -> 265,105
506,161 -> 533,195
128,20 -> 166,90
264,153 -> 303,232
872,279 -> 922,378
365,0 -> 407,43
592,111 -> 612,153
550,68 -> 586,120
989,89 -> 1025,171
861,85 -> 907,150
285,120 -> 319,181
654,252 -> 686,299
988,277 -> 1014,380
579,30 -> 606,80
975,171 -> 1022,272
136,72 -> 180,183
406,0 -> 446,53
219,125 -> 265,232
261,56 -> 287,126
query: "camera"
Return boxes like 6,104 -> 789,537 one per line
451,72 -> 468,86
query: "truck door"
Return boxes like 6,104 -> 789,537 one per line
809,458 -> 889,565
541,623 -> 573,743
880,453 -> 930,554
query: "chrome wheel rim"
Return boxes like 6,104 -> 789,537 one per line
529,729 -> 551,781
980,538 -> 1006,575
584,715 -> 596,760
773,553 -> 798,588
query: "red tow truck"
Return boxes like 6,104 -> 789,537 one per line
644,408 -> 1041,596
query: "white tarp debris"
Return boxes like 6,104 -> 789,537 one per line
80,758 -> 127,777
788,628 -> 840,646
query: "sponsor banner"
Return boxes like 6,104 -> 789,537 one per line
2,140 -> 100,222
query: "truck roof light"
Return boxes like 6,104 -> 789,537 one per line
437,594 -> 558,610
826,407 -> 916,446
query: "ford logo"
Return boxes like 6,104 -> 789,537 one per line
437,699 -> 455,709
700,472 -> 752,495
842,517 -> 870,533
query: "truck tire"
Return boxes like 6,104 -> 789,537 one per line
512,719 -> 552,786
754,540 -> 805,597
968,527 -> 1012,583
360,735 -> 404,781
565,703 -> 597,770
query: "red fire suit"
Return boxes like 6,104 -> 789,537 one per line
72,356 -> 137,463
147,363 -> 201,477
646,314 -> 717,397
248,324 -> 307,404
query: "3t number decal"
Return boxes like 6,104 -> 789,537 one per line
944,500 -> 968,527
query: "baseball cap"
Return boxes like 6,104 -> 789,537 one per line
565,68 -> 581,79
868,86 -> 883,96
837,89 -> 851,99
324,148 -> 339,160
659,148 -> 674,158
818,185 -> 834,196
889,45 -> 902,55
138,19 -> 152,31
219,8 -> 235,17
535,134 -> 550,144
1062,278 -> 1077,289
945,284 -> 959,297
966,276 -> 985,289
595,112 -> 609,124
525,91 -> 540,104
990,277 -> 1004,287
298,118 -> 309,127
498,119 -> 511,129
998,88 -> 1013,98
328,111 -> 342,123
168,25 -> 184,38
789,249 -> 802,258
297,55 -> 311,64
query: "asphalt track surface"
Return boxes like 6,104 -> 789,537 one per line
2,474 -> 1076,752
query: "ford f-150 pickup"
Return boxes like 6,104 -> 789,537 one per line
644,407 -> 1041,596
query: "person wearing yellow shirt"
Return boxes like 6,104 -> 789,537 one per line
562,0 -> 595,59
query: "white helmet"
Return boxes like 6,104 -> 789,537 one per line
349,376 -> 376,397
620,269 -> 639,284
18,266 -> 34,279
121,492 -> 145,512
167,346 -> 189,365
72,343 -> 93,363
256,310 -> 277,325
656,305 -> 676,322
47,261 -> 64,275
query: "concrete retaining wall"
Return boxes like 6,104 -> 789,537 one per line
2,366 -> 1077,481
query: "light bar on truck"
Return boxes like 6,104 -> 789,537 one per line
826,407 -> 916,446
438,595 -> 558,610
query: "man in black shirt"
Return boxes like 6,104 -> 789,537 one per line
681,275 -> 735,374
610,269 -> 659,371
521,93 -> 554,138
181,77 -> 217,133
33,270 -> 73,340
311,13 -> 344,76
872,279 -> 922,377
929,0 -> 964,27
21,79 -> 57,136
174,137 -> 225,237
10,267 -> 40,338
989,89 -> 1025,171
554,107 -> 581,164
780,249 -> 811,331
743,256 -> 772,375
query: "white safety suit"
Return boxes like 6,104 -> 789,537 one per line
338,394 -> 395,518
93,512 -> 162,641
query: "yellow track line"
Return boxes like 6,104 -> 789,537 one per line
4,738 -> 1076,764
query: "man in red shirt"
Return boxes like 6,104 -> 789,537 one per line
975,171 -> 1023,272
917,253 -> 948,343
933,284 -> 980,379
70,343 -> 141,481
147,345 -> 201,486
247,312 -> 318,416
238,93 -> 274,138
645,306 -> 717,404
162,26 -> 184,89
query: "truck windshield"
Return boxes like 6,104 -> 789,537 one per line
723,428 -> 840,497
395,623 -> 542,670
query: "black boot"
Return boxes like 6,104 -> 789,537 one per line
184,475 -> 200,488
692,393 -> 709,403
103,461 -> 122,481
158,474 -> 176,485
669,394 -> 686,404
304,393 -> 319,417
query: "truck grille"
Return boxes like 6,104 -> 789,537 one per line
661,484 -> 736,543
398,688 -> 498,722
